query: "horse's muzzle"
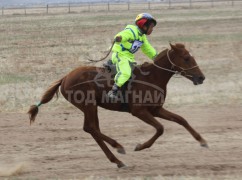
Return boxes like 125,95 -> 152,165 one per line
193,76 -> 205,85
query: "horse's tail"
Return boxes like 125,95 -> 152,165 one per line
27,77 -> 64,125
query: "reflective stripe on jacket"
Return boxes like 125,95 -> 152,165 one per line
112,25 -> 157,62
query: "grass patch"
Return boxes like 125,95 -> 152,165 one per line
0,74 -> 32,85
154,33 -> 242,42
154,8 -> 242,19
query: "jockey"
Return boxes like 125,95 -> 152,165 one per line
107,13 -> 157,99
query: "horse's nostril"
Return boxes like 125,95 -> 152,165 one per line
199,76 -> 205,81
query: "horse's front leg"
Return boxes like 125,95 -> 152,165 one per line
131,108 -> 164,151
153,107 -> 208,147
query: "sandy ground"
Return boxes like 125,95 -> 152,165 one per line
0,105 -> 242,179
1,5 -> 242,180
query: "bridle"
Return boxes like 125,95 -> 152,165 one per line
153,49 -> 199,78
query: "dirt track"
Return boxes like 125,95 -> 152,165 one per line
1,5 -> 242,179
1,105 -> 242,179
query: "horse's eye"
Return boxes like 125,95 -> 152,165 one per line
184,56 -> 190,62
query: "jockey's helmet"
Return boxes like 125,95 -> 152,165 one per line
135,13 -> 157,29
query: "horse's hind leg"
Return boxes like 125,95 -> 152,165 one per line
154,107 -> 208,147
131,108 -> 164,151
83,106 -> 126,168
94,113 -> 126,154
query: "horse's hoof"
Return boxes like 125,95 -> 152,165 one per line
201,143 -> 209,148
117,147 -> 126,154
117,162 -> 126,168
134,144 -> 142,151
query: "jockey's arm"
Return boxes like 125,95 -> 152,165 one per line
114,30 -> 134,49
141,35 -> 157,60
115,36 -> 122,42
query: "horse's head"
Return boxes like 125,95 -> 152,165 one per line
169,43 -> 205,85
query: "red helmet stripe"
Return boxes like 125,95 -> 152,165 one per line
136,19 -> 147,29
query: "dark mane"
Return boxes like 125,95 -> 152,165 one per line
154,48 -> 169,62
138,48 -> 169,71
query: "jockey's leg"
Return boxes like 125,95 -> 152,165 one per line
108,55 -> 132,99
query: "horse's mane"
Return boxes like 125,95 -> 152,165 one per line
139,48 -> 169,71
137,43 -> 186,71
154,48 -> 169,62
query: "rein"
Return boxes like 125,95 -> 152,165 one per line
153,50 -> 199,78
88,40 -> 115,62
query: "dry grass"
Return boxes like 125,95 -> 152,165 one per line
0,6 -> 242,113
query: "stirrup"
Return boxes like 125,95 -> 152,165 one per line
107,90 -> 118,99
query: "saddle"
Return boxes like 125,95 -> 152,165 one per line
103,59 -> 137,74
103,60 -> 117,74
102,60 -> 150,112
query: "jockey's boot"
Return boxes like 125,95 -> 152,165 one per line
107,84 -> 120,100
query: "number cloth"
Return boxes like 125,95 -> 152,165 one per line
111,25 -> 157,87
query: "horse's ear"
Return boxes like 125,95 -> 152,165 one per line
170,43 -> 178,51
170,43 -> 182,53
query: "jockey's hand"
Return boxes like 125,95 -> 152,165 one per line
115,36 -> 122,42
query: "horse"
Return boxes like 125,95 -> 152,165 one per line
28,43 -> 207,168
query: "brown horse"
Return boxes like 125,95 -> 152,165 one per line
28,43 -> 207,168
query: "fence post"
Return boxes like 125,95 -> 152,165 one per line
127,2 -> 130,11
2,7 -> 4,16
68,3 -> 71,13
88,3 -> 90,12
24,7 -> 27,15
168,0 -> 171,8
148,2 -> 151,10
46,4 -> 48,14
231,0 -> 234,6
189,0 -> 192,8
211,0 -> 214,7
108,2 -> 110,11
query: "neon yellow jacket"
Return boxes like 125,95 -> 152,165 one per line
112,25 -> 157,62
